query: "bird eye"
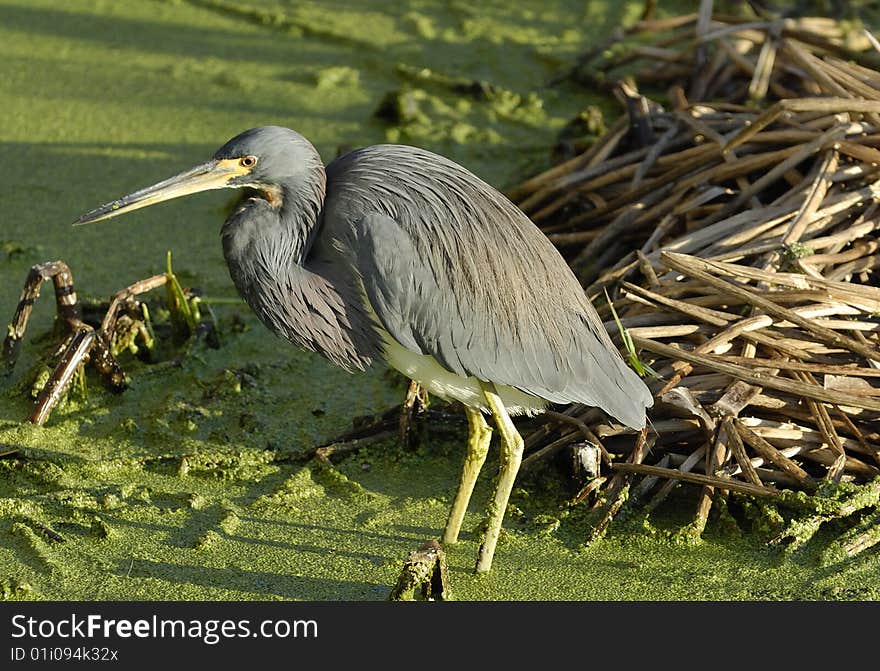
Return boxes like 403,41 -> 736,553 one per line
240,155 -> 258,168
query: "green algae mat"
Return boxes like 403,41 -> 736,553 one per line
1,0 -> 879,601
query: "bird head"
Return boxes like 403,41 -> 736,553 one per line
73,126 -> 318,225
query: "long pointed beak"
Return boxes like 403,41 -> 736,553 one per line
73,158 -> 248,226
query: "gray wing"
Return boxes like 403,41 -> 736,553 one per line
323,145 -> 653,428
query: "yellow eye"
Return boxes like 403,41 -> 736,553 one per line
240,155 -> 258,168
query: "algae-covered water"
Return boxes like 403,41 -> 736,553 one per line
1,0 -> 879,601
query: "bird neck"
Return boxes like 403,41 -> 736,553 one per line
221,163 -> 327,269
277,166 -> 327,263
220,161 -> 327,334
219,164 -> 376,371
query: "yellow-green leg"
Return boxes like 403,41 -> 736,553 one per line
475,382 -> 524,573
442,406 -> 492,545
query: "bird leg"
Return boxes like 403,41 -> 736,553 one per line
475,382 -> 524,573
442,406 -> 492,546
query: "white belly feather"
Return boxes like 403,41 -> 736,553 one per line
358,285 -> 546,416
377,325 -> 547,417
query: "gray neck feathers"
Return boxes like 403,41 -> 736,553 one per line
219,161 -> 375,371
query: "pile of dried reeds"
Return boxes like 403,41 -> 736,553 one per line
513,3 -> 880,559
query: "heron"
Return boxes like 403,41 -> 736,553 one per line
74,126 -> 653,573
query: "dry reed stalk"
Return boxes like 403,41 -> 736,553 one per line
511,6 -> 880,551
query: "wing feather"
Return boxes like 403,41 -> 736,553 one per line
321,145 -> 653,428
